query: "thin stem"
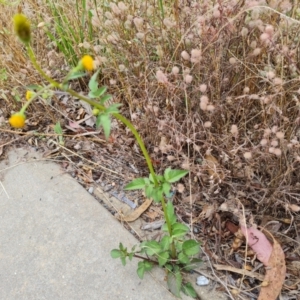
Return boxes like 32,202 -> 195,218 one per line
158,0 -> 164,19
26,45 -> 172,237
20,84 -> 52,114
161,197 -> 177,258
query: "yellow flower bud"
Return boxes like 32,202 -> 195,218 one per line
9,112 -> 26,128
26,90 -> 35,101
80,55 -> 94,71
92,108 -> 100,116
13,14 -> 31,43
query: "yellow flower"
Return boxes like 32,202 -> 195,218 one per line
13,14 -> 31,43
9,112 -> 26,128
81,55 -> 94,71
26,90 -> 34,101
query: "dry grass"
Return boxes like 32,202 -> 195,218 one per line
1,0 -> 300,299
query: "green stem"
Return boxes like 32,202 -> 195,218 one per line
26,45 -> 177,244
20,84 -> 52,114
158,0 -> 164,19
161,197 -> 177,258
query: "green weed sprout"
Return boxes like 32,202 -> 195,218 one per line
10,13 -> 201,298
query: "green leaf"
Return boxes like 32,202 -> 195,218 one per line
137,261 -> 145,279
144,261 -> 153,271
96,114 -> 111,139
66,71 -> 86,81
175,240 -> 183,252
106,103 -> 122,114
145,184 -> 154,198
178,252 -> 190,264
182,240 -> 200,256
100,94 -> 112,105
54,122 -> 63,135
171,223 -> 189,238
182,283 -> 197,298
164,169 -> 188,183
110,249 -> 121,258
142,241 -> 162,256
167,269 -> 182,298
128,252 -> 134,261
166,201 -> 177,225
124,178 -> 147,190
162,182 -> 171,196
158,251 -> 169,267
88,69 -> 100,92
152,187 -> 164,203
160,236 -> 171,251
120,256 -> 126,266
182,258 -> 202,271
162,223 -> 168,232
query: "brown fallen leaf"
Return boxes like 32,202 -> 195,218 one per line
121,198 -> 152,222
204,154 -> 224,181
258,230 -> 286,300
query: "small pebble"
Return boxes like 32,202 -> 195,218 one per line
193,227 -> 199,234
88,187 -> 94,194
196,276 -> 210,286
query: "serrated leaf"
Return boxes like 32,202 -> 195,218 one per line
158,251 -> 169,266
66,71 -> 86,81
182,283 -> 197,298
137,261 -> 145,279
172,223 -> 189,238
182,239 -> 200,256
106,103 -> 122,114
152,187 -> 164,203
162,223 -> 169,232
97,114 -> 111,139
167,269 -> 182,298
178,252 -> 190,264
142,241 -> 162,256
145,184 -> 154,198
100,94 -> 112,105
110,249 -> 121,258
165,169 -> 188,183
88,69 -> 100,92
124,178 -> 147,190
163,182 -> 171,196
182,258 -> 202,271
160,236 -> 171,251
166,201 -> 177,225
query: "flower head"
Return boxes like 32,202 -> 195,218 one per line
26,90 -> 35,101
9,112 -> 26,128
80,55 -> 94,71
13,14 -> 31,43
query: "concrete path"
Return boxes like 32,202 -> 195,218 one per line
0,148 -> 182,300
0,148 -> 228,300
